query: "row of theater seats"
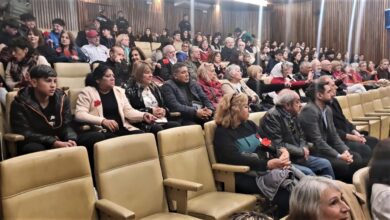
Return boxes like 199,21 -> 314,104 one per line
0,114 -> 271,219
336,87 -> 390,140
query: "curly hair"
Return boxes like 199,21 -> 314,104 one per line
215,93 -> 248,129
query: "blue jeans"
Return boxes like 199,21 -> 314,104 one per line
293,156 -> 335,179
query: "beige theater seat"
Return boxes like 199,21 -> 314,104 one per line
0,62 -> 4,79
248,111 -> 267,127
94,133 -> 200,220
335,96 -> 375,138
353,167 -> 371,220
370,89 -> 390,112
0,147 -> 133,219
54,62 -> 91,89
349,92 -> 390,139
135,41 -> 152,59
3,91 -> 23,157
158,125 -> 256,220
379,87 -> 390,108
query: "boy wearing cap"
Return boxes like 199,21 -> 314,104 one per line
10,65 -> 77,155
81,29 -> 109,64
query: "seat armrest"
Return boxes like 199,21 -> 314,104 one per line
169,112 -> 181,117
352,116 -> 380,121
4,133 -> 25,142
163,178 -> 203,191
375,109 -> 390,113
212,163 -> 249,173
95,199 -> 135,220
365,112 -> 390,116
351,121 -> 368,126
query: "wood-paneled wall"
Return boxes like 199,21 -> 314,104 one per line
30,0 -> 390,63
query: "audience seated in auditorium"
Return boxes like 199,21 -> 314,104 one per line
199,39 -> 212,62
180,29 -> 191,43
27,28 -> 61,64
293,61 -> 313,81
287,176 -> 351,220
81,30 -> 109,64
10,65 -> 77,155
197,62 -> 223,108
221,37 -> 235,61
161,62 -> 214,125
154,44 -> 176,81
140,28 -> 153,42
214,93 -> 296,218
103,46 -> 129,86
210,33 -> 222,51
260,89 -> 335,178
172,30 -> 183,51
320,60 -> 333,77
0,19 -> 21,48
359,61 -> 377,82
56,31 -> 88,63
75,65 -> 155,166
228,50 -> 247,78
4,37 -> 50,98
95,9 -> 112,29
266,49 -> 284,74
19,13 -> 37,38
76,23 -> 97,48
185,46 -> 202,81
368,138 -> 390,220
158,28 -> 169,43
176,41 -> 189,62
311,59 -> 322,79
209,51 -> 226,79
99,25 -> 115,49
376,59 -> 390,80
298,81 -> 366,183
338,64 -> 366,94
291,51 -> 302,75
45,18 -> 65,49
123,61 -> 180,134
115,34 -> 131,63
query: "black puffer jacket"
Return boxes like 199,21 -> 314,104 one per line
10,87 -> 77,146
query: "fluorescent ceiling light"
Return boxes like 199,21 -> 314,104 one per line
234,0 -> 269,7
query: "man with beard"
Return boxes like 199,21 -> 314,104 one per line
298,81 -> 365,183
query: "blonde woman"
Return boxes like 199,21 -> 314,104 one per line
214,93 -> 292,219
197,63 -> 223,108
115,34 -> 130,63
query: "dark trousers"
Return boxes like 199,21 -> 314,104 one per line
322,150 -> 364,183
235,173 -> 290,219
19,142 -> 49,155
345,140 -> 373,165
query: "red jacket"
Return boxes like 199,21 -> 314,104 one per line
271,77 -> 307,89
198,79 -> 223,108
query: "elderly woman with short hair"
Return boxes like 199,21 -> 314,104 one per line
287,176 -> 351,220
221,64 -> 261,110
214,93 -> 293,218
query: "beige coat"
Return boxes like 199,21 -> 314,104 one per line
75,86 -> 144,131
221,80 -> 260,103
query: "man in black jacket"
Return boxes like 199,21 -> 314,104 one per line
10,65 -> 77,155
103,46 -> 128,86
299,81 -> 365,182
320,76 -> 376,165
161,62 -> 214,125
260,89 -> 334,178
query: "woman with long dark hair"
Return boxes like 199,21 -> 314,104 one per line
56,31 -> 88,62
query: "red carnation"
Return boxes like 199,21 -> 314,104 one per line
162,59 -> 169,65
94,100 -> 101,107
261,138 -> 272,148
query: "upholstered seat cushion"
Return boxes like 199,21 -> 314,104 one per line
141,212 -> 200,220
187,191 -> 257,220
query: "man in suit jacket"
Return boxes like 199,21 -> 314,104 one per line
298,81 -> 365,183
161,62 -> 214,125
321,76 -> 376,166
260,89 -> 334,178
154,45 -> 176,81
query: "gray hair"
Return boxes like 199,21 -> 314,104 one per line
189,46 -> 199,56
162,45 -> 174,56
288,176 -> 340,220
274,89 -> 299,106
281,61 -> 293,71
225,37 -> 234,45
299,61 -> 311,71
225,64 -> 241,80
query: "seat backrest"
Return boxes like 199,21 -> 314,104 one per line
352,167 -> 371,220
134,41 -> 152,58
68,88 -> 83,115
335,96 -> 354,121
379,87 -> 390,107
0,147 -> 97,219
151,42 -> 161,51
347,93 -> 365,118
54,63 -> 91,89
360,92 -> 375,114
248,111 -> 267,127
158,125 -> 216,200
95,134 -> 169,218
5,91 -> 18,132
371,89 -> 385,110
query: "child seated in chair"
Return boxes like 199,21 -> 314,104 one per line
10,65 -> 77,155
